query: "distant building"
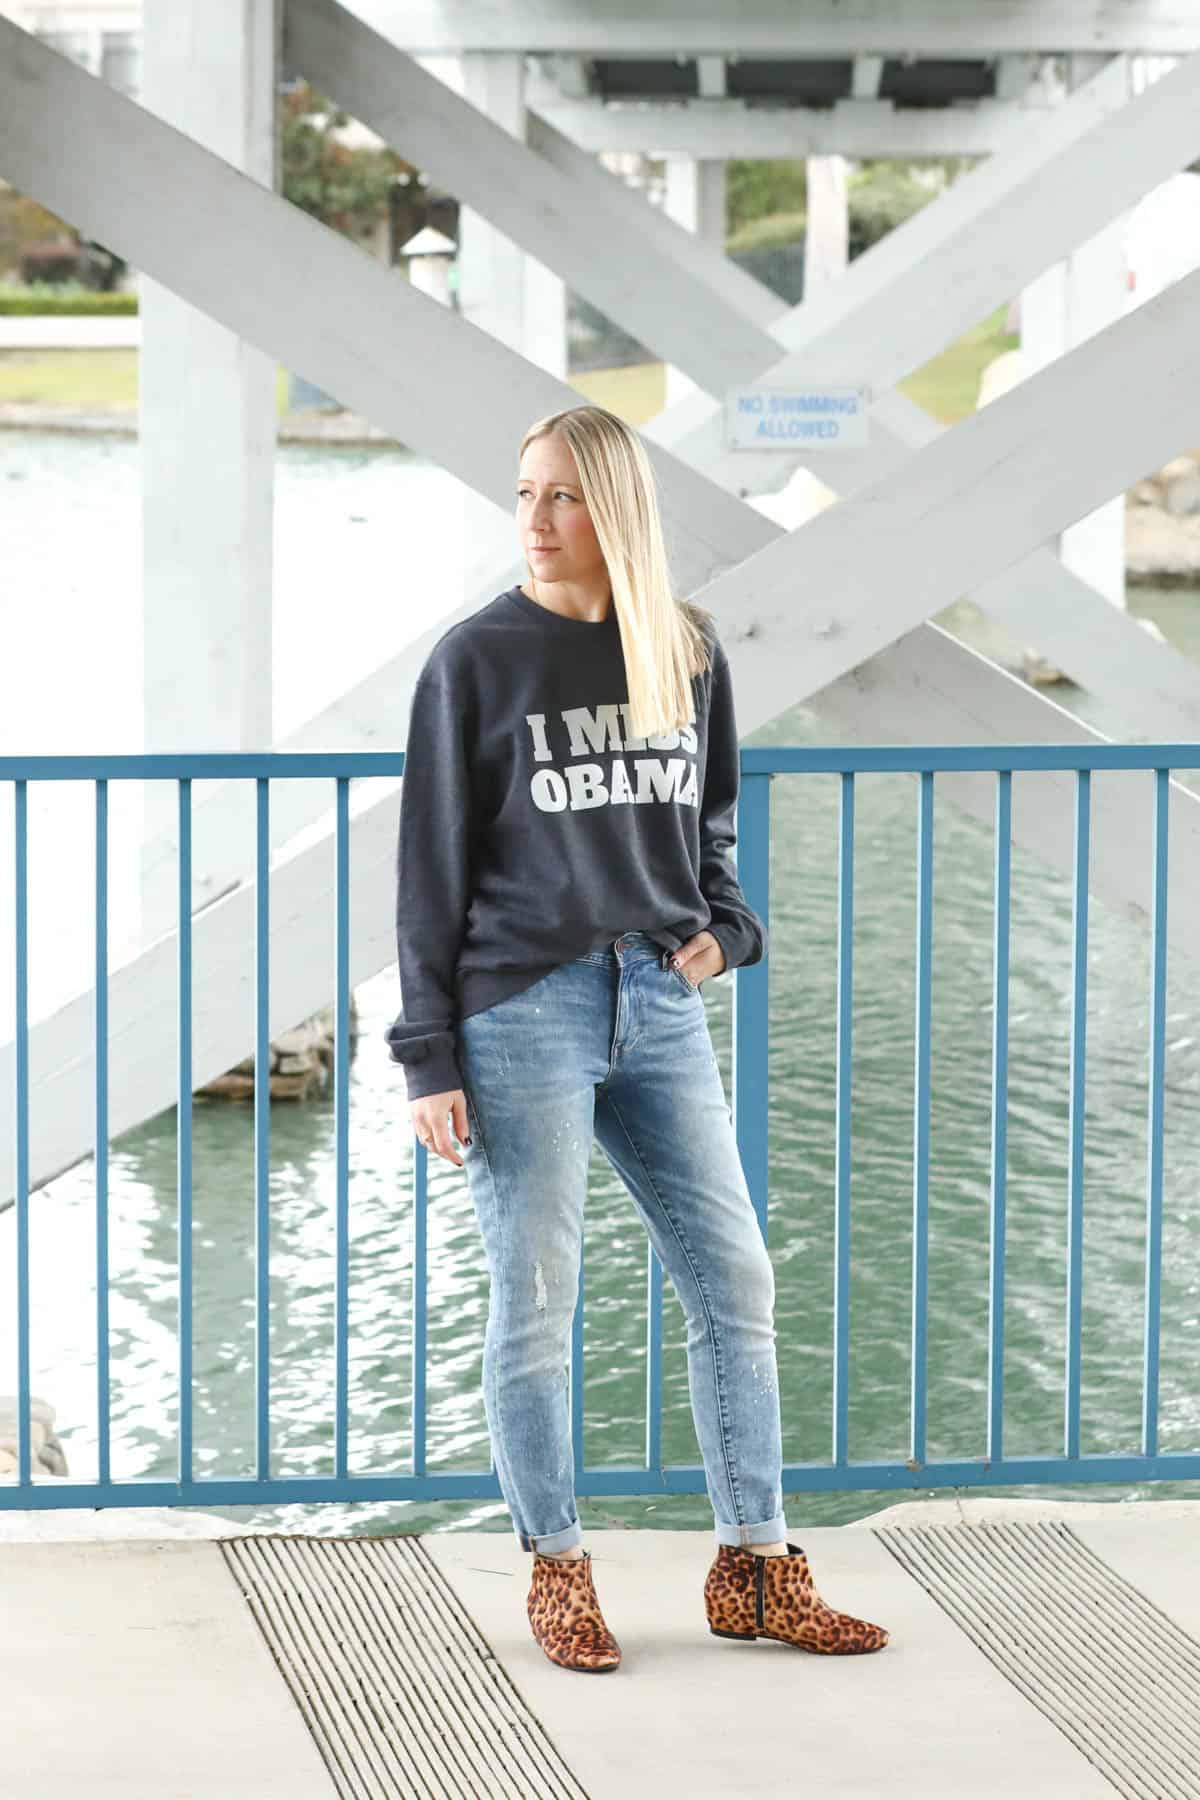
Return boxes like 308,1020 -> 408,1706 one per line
6,0 -> 142,96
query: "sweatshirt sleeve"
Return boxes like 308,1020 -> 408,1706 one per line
383,655 -> 475,1102
699,638 -> 767,973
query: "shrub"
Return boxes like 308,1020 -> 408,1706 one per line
0,282 -> 138,315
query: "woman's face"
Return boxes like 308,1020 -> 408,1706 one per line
517,434 -> 607,588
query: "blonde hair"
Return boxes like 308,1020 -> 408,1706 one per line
518,404 -> 715,739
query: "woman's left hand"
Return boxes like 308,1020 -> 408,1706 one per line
670,929 -> 726,988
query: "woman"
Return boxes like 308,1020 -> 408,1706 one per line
386,403 -> 889,1674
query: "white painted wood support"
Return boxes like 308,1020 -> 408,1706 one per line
455,48 -> 566,602
530,99 -> 1086,160
285,0 -> 784,353
680,268 -> 1200,721
330,6 -> 1200,57
662,155 -> 727,406
36,22 -> 1200,906
802,153 -> 849,297
646,55 -> 1175,471
4,21 -> 1200,1198
522,111 -> 781,331
851,56 -> 884,100
994,55 -> 1041,103
696,56 -> 726,100
541,54 -> 589,100
457,50 -> 565,383
1019,55 -> 1133,612
138,0 -> 281,936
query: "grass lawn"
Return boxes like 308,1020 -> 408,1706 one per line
0,305 -> 1017,429
898,303 -> 1019,424
569,360 -> 667,422
0,347 -> 137,409
0,350 -> 291,413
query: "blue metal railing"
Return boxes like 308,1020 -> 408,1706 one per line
0,743 -> 1195,1508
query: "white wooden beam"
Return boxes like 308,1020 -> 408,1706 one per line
15,616 -> 1200,1210
284,0 -> 769,391
662,154 -> 726,406
5,19 -> 1200,1200
650,53 -> 1198,479
138,0 -> 280,941
993,53 -> 1041,102
851,55 -> 884,100
524,110 -> 782,331
696,54 -> 726,99
0,21 -> 686,547
1018,54 -> 1131,614
455,49 -> 566,595
335,2 -> 1200,57
839,389 -> 1200,742
0,17 -> 754,906
526,97 -> 1098,159
814,625 -> 1200,957
294,5 -> 1192,496
20,21 -> 1198,840
802,153 -> 848,297
11,22 -> 1200,835
456,50 -> 565,379
682,267 -> 1200,721
540,53 -> 589,98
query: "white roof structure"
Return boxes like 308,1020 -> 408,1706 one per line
2,4 -> 1200,1186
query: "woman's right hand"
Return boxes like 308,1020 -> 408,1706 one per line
410,1090 -> 471,1168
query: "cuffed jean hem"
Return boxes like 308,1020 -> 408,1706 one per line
517,1518 -> 584,1554
714,1513 -> 789,1548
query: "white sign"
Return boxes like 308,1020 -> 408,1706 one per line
724,385 -> 870,450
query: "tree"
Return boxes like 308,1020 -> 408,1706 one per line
280,81 -> 418,235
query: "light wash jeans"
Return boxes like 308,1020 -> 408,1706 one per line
455,929 -> 787,1554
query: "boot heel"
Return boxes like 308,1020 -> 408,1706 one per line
709,1625 -> 756,1641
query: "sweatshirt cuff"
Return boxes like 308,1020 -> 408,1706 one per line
707,919 -> 743,974
707,916 -> 767,973
384,1026 -> 462,1102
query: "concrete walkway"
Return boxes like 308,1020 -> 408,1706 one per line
1,1496 -> 1198,1798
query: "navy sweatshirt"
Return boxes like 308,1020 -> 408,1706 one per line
384,584 -> 767,1101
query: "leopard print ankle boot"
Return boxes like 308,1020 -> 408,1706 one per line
704,1541 -> 889,1654
527,1549 -> 622,1672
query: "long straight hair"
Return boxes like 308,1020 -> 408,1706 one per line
518,404 -> 715,739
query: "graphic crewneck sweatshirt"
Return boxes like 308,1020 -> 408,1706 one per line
384,584 -> 767,1102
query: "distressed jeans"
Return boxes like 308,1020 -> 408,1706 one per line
454,929 -> 787,1554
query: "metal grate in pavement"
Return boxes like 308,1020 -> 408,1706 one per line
220,1533 -> 590,1800
875,1518 -> 1200,1800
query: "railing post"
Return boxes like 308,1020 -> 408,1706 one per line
95,779 -> 111,1488
987,769 -> 1012,1466
1143,768 -> 1169,1456
177,777 -> 193,1489
13,780 -> 29,1489
910,771 -> 934,1470
832,771 -> 854,1469
734,768 -> 772,1242
254,777 -> 271,1481
334,776 -> 351,1481
1065,770 -> 1090,1462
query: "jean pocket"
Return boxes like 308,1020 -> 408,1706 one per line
668,961 -> 700,995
